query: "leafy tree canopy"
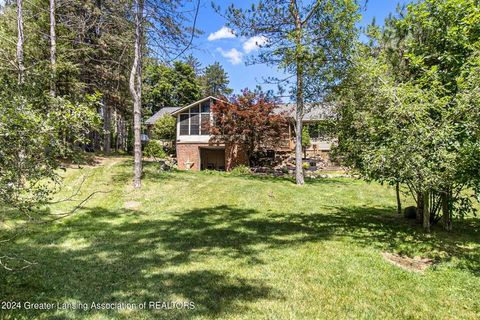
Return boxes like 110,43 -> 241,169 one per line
210,90 -> 287,162
143,60 -> 201,117
334,0 -> 480,231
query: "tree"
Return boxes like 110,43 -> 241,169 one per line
151,114 -> 176,141
49,0 -> 56,97
201,62 -> 233,97
16,0 -> 24,84
130,0 -> 143,189
143,61 -> 201,116
129,0 -> 201,187
210,90 -> 287,164
334,0 -> 480,232
184,54 -> 203,76
222,0 -> 361,185
301,126 -> 311,158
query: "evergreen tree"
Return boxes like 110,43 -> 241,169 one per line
201,62 -> 233,97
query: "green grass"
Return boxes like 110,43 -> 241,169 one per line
1,156 -> 479,319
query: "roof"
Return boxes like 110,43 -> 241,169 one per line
275,102 -> 335,121
145,107 -> 180,125
145,98 -> 335,125
170,96 -> 227,116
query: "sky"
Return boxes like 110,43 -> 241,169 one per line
186,0 -> 412,96
0,0 -> 412,96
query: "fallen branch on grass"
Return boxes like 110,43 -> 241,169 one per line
0,255 -> 37,271
38,190 -> 112,224
47,174 -> 90,204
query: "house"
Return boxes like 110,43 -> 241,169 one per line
145,96 -> 335,171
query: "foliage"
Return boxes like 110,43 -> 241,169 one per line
302,126 -> 311,158
223,0 -> 361,101
0,87 -> 100,212
210,90 -> 287,162
0,95 -> 58,211
230,165 -> 251,175
334,0 -> 480,231
151,115 -> 176,141
301,126 -> 311,148
384,0 -> 480,93
222,0 -> 361,185
143,140 -> 167,160
184,54 -> 203,76
308,120 -> 337,140
143,61 -> 201,116
201,62 -> 233,97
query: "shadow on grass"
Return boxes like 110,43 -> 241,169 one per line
1,203 -> 479,319
135,160 -> 355,186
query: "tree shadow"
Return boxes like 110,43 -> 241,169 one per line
0,203 -> 478,318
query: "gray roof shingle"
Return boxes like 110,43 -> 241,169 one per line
145,101 -> 335,125
275,103 -> 335,121
145,107 -> 180,125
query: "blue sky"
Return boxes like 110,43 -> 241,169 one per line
186,0 -> 412,96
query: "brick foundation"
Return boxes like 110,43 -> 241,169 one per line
176,142 -> 249,171
176,143 -> 205,170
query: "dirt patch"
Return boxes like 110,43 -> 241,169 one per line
124,201 -> 141,210
382,252 -> 434,273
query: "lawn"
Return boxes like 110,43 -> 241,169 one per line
0,156 -> 479,319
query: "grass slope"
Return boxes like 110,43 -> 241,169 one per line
1,157 -> 479,319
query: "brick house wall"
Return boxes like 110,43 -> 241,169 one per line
176,143 -> 205,170
176,142 -> 249,171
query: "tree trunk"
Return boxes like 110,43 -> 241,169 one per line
130,0 -> 143,189
442,190 -> 452,231
423,191 -> 430,233
396,182 -> 402,215
293,2 -> 304,185
49,0 -> 56,96
16,0 -> 24,84
103,103 -> 111,154
416,191 -> 423,222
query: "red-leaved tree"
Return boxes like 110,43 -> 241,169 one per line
210,90 -> 287,165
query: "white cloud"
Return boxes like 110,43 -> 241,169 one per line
242,36 -> 268,53
207,26 -> 236,41
217,48 -> 243,65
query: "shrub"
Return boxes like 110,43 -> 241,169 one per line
152,115 -> 176,140
144,140 -> 167,159
302,162 -> 310,170
404,206 -> 417,219
231,165 -> 251,175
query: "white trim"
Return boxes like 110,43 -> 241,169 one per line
177,135 -> 211,143
176,99 -> 213,142
171,96 -> 227,116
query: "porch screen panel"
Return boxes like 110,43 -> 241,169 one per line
190,114 -> 200,135
180,114 -> 190,135
201,101 -> 210,113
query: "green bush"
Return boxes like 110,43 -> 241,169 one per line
230,165 -> 251,175
302,162 -> 310,170
144,140 -> 167,159
152,115 -> 176,140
